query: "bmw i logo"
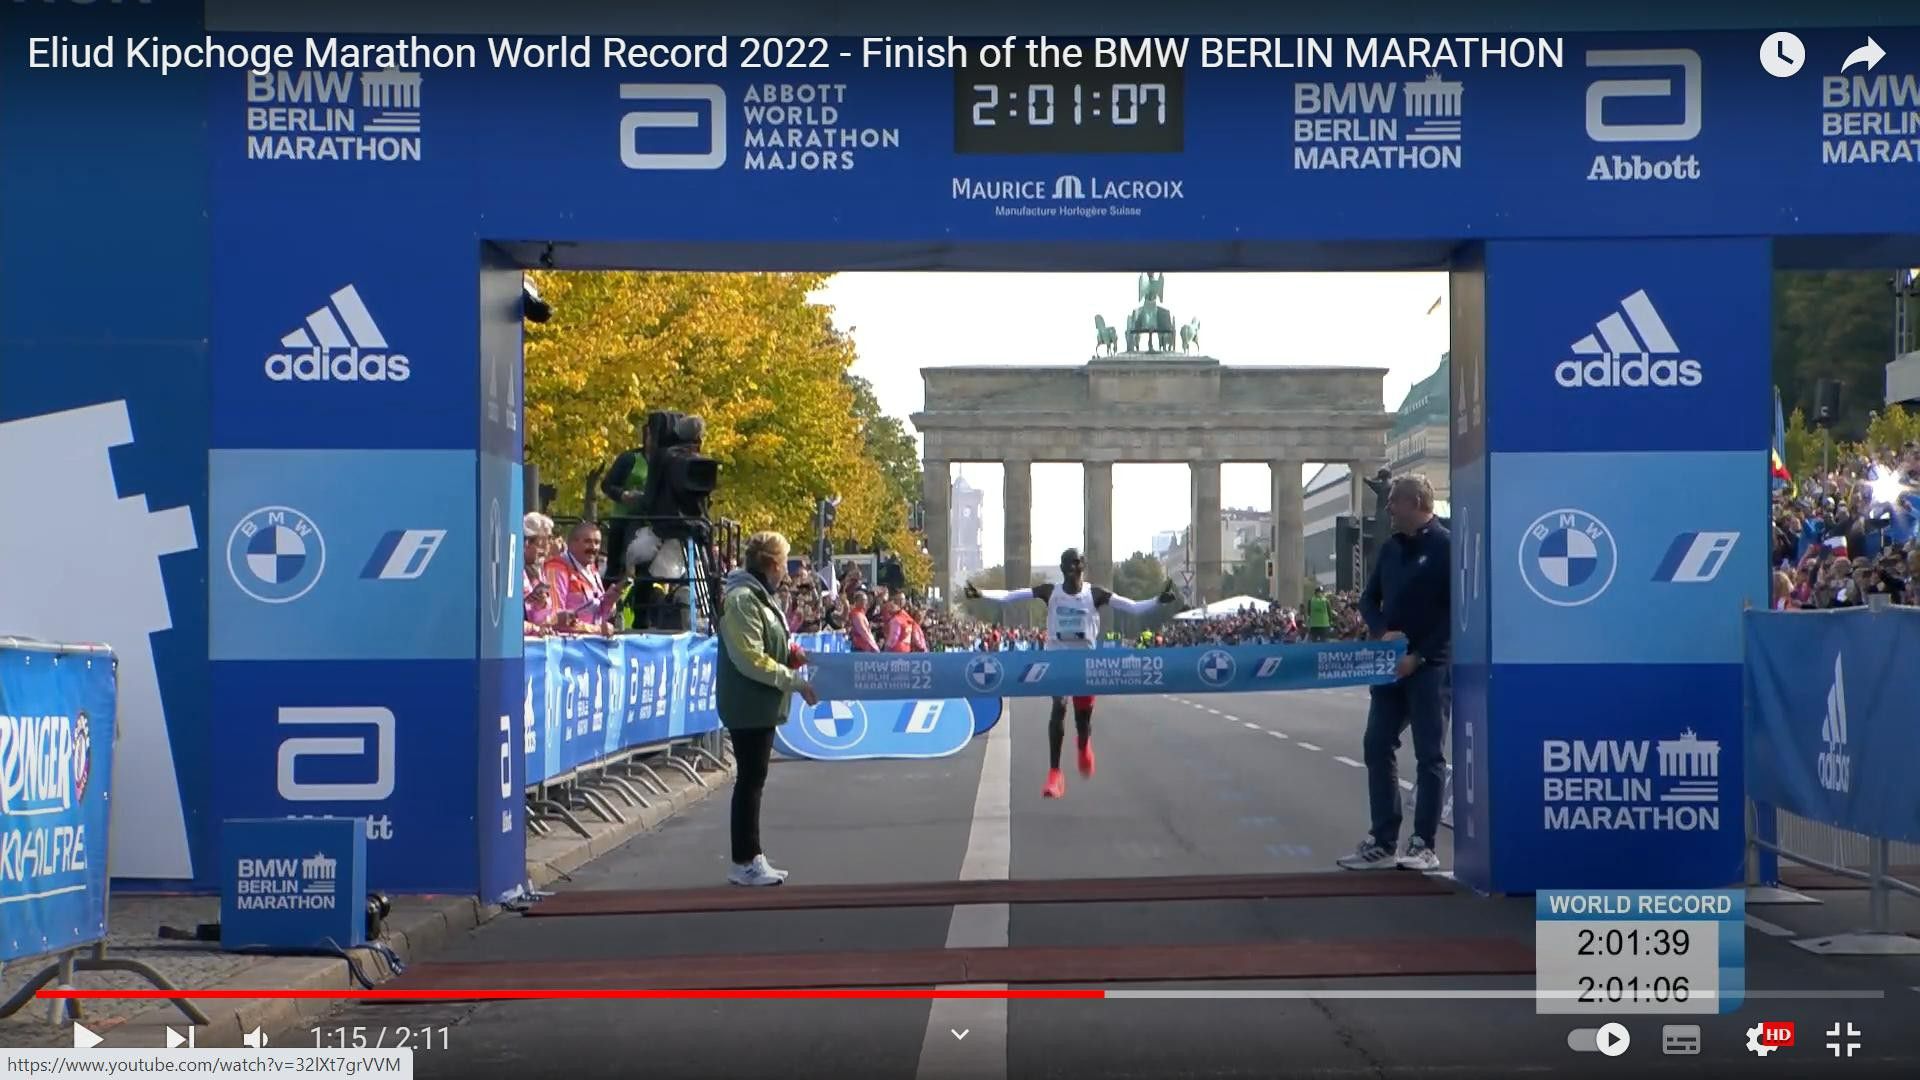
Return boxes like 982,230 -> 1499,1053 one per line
1518,508 -> 1618,607
807,699 -> 869,750
1198,649 -> 1236,687
226,505 -> 326,603
965,655 -> 1005,693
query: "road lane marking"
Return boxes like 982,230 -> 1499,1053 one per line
1399,779 -> 1414,791
916,707 -> 1010,1080
1269,732 -> 1289,740
1296,742 -> 1323,752
1242,722 -> 1261,731
1334,756 -> 1364,769
1746,915 -> 1795,938
1205,708 -> 1222,716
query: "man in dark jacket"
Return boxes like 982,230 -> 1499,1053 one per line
1339,474 -> 1451,873
716,531 -> 817,886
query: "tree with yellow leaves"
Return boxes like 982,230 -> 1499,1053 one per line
523,270 -> 928,590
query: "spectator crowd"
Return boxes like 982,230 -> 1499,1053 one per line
1770,442 -> 1920,610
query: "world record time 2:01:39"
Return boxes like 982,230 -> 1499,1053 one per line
952,63 -> 1185,154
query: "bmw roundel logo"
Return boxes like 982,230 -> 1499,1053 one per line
807,699 -> 869,751
1518,508 -> 1618,607
1198,649 -> 1236,687
227,505 -> 326,603
965,655 -> 1005,693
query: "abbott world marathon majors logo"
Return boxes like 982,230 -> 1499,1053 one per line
618,82 -> 904,172
1559,290 -> 1702,390
951,174 -> 1185,218
1292,71 -> 1465,171
246,67 -> 423,163
265,285 -> 410,384
1542,730 -> 1722,832
227,506 -> 326,603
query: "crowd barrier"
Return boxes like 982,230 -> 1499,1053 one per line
0,638 -> 202,1025
521,632 -> 729,841
1743,606 -> 1920,956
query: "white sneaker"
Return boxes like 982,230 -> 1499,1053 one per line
727,855 -> 787,887
1335,840 -> 1398,871
1397,839 -> 1441,872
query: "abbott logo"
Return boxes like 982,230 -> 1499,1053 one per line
620,84 -> 726,170
1586,49 -> 1702,142
276,707 -> 396,802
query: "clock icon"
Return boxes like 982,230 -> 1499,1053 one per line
1761,31 -> 1805,78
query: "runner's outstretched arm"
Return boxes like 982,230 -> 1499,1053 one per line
964,581 -> 1052,605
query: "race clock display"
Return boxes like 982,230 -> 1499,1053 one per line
1534,889 -> 1745,1015
952,56 -> 1185,154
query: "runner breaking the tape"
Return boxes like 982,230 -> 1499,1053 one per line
965,548 -> 1180,799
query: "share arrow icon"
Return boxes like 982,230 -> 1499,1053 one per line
1842,37 -> 1886,73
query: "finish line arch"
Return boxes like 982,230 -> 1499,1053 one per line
5,2 -> 1920,900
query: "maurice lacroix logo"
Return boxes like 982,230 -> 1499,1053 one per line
1560,290 -> 1702,389
266,285 -> 411,384
951,174 -> 1185,218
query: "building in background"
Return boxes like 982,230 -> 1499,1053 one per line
1161,506 -> 1272,603
1302,464 -> 1355,589
1387,353 -> 1451,502
950,474 -> 984,592
1891,268 -> 1920,407
1149,530 -> 1179,561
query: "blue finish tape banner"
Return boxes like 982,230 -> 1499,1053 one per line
1745,609 -> 1920,844
807,641 -> 1404,700
776,633 -> 1007,760
524,634 -> 720,786
0,646 -> 114,962
776,697 -> 982,761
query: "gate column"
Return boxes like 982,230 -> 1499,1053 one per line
1003,459 -> 1033,620
921,457 -> 951,605
1450,239 -> 1770,893
1084,460 -> 1114,588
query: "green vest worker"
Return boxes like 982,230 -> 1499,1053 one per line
1308,587 -> 1332,641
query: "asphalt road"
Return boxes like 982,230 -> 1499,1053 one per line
290,688 -> 1920,1079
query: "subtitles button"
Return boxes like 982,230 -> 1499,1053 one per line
1662,1025 -> 1702,1055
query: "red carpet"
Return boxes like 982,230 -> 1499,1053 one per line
376,937 -> 1533,999
526,871 -> 1456,917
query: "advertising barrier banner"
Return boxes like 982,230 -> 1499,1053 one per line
1744,608 -> 1920,844
806,640 -> 1405,701
524,633 -> 720,787
0,643 -> 114,962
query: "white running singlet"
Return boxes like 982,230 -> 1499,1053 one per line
1045,584 -> 1099,650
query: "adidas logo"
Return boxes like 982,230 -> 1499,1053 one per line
1818,651 -> 1851,794
1557,289 -> 1702,389
265,285 -> 411,383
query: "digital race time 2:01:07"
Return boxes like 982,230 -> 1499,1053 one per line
952,65 -> 1185,154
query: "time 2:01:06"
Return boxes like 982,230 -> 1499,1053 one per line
970,84 -> 1169,127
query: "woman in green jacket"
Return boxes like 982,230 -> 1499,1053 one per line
716,531 -> 818,886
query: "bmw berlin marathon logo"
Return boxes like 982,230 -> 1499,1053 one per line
1519,509 -> 1618,607
964,655 -> 1005,693
808,700 -> 869,751
1198,649 -> 1236,687
228,506 -> 326,603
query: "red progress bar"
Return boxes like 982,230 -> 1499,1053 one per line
37,988 -> 1106,1001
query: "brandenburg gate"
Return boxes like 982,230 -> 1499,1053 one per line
912,274 -> 1392,607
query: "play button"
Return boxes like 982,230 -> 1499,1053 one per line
1597,1023 -> 1631,1057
